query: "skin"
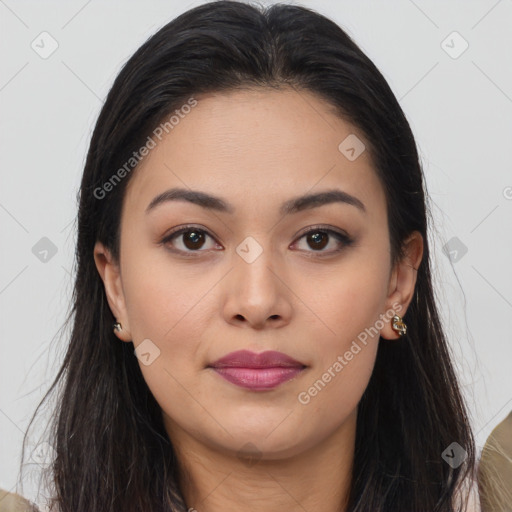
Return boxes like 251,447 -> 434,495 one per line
94,87 -> 423,512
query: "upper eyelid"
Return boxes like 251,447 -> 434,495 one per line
162,225 -> 216,242
293,224 -> 349,239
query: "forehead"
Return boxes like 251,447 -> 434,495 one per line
123,87 -> 385,218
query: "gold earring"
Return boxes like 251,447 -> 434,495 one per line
113,321 -> 122,332
391,314 -> 407,337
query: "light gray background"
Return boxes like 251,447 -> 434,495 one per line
1,0 -> 511,507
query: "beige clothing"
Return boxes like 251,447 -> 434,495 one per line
0,489 -> 39,512
478,411 -> 512,512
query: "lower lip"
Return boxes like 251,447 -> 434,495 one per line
210,366 -> 305,390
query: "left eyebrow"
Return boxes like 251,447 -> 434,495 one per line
145,187 -> 366,215
279,189 -> 366,215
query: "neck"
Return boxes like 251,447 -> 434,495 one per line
169,411 -> 356,512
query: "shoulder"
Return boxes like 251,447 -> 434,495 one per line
0,489 -> 40,512
478,411 -> 512,511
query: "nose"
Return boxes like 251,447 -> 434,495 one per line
221,245 -> 293,330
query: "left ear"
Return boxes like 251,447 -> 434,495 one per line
380,231 -> 424,340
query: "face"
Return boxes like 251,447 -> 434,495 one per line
95,87 -> 422,462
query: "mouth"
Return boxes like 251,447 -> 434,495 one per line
207,350 -> 307,391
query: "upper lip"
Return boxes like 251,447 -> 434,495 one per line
208,350 -> 306,369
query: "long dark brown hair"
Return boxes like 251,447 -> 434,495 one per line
19,1 -> 475,510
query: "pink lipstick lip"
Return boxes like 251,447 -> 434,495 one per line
207,350 -> 307,390
208,349 -> 306,369
210,366 -> 305,390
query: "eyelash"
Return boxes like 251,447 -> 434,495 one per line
160,224 -> 354,258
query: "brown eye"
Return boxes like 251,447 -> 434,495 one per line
293,226 -> 353,256
161,226 -> 219,255
182,230 -> 206,250
306,231 -> 329,250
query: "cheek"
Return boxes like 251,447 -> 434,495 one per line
297,269 -> 385,424
295,342 -> 377,449
119,249 -> 222,414
299,253 -> 388,410
121,245 -> 214,342
313,256 -> 390,349
119,255 -> 213,423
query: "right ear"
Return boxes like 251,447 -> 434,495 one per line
93,241 -> 132,342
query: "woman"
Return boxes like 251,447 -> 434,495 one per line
19,1 -> 478,510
